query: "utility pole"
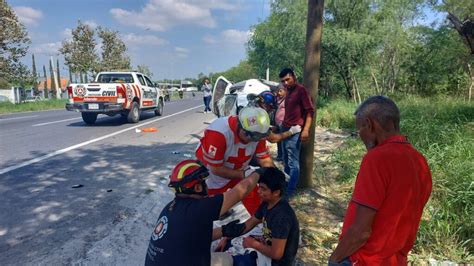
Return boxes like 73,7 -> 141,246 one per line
300,0 -> 324,188
50,56 -> 60,99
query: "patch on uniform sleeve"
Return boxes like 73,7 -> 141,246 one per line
151,216 -> 168,241
208,145 -> 217,158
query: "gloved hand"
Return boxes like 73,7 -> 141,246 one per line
288,125 -> 302,135
222,220 -> 246,238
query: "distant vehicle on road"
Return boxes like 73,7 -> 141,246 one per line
184,87 -> 198,92
180,80 -> 197,92
66,71 -> 165,124
211,76 -> 279,117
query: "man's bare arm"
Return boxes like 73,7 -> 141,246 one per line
267,131 -> 292,143
303,113 -> 312,133
244,237 -> 287,260
209,165 -> 245,180
220,171 -> 262,216
329,204 -> 376,263
212,227 -> 222,241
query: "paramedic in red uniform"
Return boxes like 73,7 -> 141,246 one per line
329,96 -> 432,266
196,106 -> 274,215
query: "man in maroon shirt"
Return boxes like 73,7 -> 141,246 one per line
329,96 -> 432,265
279,68 -> 314,197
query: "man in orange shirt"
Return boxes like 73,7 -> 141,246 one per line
329,96 -> 432,265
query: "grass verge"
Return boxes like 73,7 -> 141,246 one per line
0,99 -> 68,114
316,96 -> 473,263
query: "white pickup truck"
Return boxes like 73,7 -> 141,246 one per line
66,71 -> 164,124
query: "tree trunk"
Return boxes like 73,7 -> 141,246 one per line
468,63 -> 473,102
300,0 -> 324,189
371,70 -> 380,94
80,72 -> 84,83
349,69 -> 357,104
354,76 -> 361,104
390,51 -> 396,93
69,67 -> 73,84
32,54 -> 38,95
447,13 -> 474,55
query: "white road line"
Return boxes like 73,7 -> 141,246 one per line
0,115 -> 39,121
32,117 -> 81,127
0,105 -> 204,175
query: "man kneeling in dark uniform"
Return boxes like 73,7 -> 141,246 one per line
144,159 -> 268,266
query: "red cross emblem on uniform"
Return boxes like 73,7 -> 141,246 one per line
227,148 -> 251,169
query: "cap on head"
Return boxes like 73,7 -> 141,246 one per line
168,160 -> 209,193
238,106 -> 270,135
257,91 -> 276,110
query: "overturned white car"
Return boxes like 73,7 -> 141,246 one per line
211,76 -> 280,117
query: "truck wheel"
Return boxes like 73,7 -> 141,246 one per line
127,101 -> 140,123
82,112 -> 98,124
154,99 -> 164,116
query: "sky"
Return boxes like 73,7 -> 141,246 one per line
8,0 -> 446,82
9,0 -> 272,80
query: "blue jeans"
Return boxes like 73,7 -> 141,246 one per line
282,126 -> 301,197
203,96 -> 211,111
276,125 -> 284,160
328,258 -> 352,266
233,251 -> 257,266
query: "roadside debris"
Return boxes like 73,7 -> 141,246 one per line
107,189 -> 113,192
72,184 -> 83,188
135,127 -> 158,133
183,153 -> 192,158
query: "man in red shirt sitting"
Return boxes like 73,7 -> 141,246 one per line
329,96 -> 432,265
196,106 -> 274,215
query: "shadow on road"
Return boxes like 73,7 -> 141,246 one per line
0,141 -> 198,263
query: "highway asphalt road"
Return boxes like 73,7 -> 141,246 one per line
0,95 -> 214,264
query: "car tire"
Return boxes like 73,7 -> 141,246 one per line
82,112 -> 98,124
154,99 -> 164,116
127,101 -> 140,123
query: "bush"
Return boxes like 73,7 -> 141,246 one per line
316,98 -> 356,130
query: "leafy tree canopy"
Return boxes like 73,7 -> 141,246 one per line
0,0 -> 31,86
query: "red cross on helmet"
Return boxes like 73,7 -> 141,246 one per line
238,107 -> 270,141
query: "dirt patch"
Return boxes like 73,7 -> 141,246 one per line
271,127 -> 352,265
